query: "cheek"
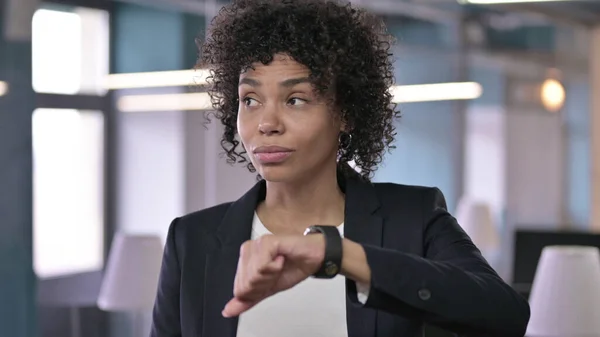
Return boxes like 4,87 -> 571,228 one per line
236,113 -> 250,144
302,123 -> 339,156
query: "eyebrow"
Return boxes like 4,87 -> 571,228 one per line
238,77 -> 311,88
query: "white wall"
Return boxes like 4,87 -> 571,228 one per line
505,110 -> 565,229
464,103 -> 565,280
464,104 -> 507,222
465,104 -> 565,230
183,112 -> 256,213
117,110 -> 256,242
116,110 -> 186,241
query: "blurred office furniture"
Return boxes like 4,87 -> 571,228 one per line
98,233 -> 164,337
38,271 -> 107,337
526,246 -> 600,337
455,197 -> 500,266
512,229 -> 600,298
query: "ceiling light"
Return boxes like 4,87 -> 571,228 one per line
105,69 -> 209,90
390,82 -> 483,103
117,82 -> 482,113
106,70 -> 482,105
117,92 -> 212,112
459,0 -> 570,4
540,78 -> 565,112
0,81 -> 8,96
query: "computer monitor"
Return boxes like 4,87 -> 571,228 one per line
513,229 -> 600,286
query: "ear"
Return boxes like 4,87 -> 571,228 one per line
340,120 -> 348,133
334,106 -> 350,133
340,118 -> 353,134
338,110 -> 348,132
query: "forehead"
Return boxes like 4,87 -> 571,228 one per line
240,54 -> 310,80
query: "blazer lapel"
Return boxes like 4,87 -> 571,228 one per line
201,176 -> 382,337
343,177 -> 383,337
202,180 -> 265,337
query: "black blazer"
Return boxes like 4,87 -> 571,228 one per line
151,177 -> 530,337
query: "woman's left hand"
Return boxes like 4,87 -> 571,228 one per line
222,234 -> 326,318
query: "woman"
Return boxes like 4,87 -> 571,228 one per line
150,0 -> 530,336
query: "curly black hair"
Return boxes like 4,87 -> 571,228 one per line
198,0 -> 399,180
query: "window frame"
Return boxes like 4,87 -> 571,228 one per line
35,0 -> 116,310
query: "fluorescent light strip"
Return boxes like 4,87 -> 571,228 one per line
118,92 -> 213,112
391,82 -> 482,103
105,69 -> 209,90
0,81 -> 8,96
118,82 -> 482,112
106,70 -> 483,103
459,0 -> 569,4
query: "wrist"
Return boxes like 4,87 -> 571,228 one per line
340,239 -> 371,285
303,225 -> 343,278
303,234 -> 326,274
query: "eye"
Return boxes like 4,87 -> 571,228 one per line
287,97 -> 307,106
242,97 -> 260,107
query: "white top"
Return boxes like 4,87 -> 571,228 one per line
236,213 -> 369,337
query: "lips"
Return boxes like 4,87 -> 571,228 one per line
253,146 -> 294,164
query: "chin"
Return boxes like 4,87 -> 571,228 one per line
257,165 -> 300,183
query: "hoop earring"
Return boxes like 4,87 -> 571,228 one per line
338,132 -> 352,158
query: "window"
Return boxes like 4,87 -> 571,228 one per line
32,7 -> 109,95
33,109 -> 105,278
32,6 -> 109,278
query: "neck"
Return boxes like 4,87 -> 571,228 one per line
260,165 -> 345,232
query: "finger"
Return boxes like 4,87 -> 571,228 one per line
258,255 -> 284,275
254,235 -> 280,270
233,238 -> 282,301
234,241 -> 252,298
233,243 -> 273,300
222,297 -> 257,318
235,273 -> 274,301
239,237 -> 280,293
274,235 -> 306,257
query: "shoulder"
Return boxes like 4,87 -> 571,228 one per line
179,202 -> 233,224
372,182 -> 447,211
174,202 -> 233,234
372,182 -> 438,196
167,202 -> 234,251
365,182 -> 452,254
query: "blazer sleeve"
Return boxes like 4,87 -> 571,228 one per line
150,218 -> 183,337
353,188 -> 530,337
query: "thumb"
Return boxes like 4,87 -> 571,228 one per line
222,297 -> 257,318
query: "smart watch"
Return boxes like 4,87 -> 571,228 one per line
303,225 -> 343,278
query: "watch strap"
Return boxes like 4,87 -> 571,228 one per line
303,225 -> 343,278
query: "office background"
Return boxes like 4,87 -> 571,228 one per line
1,0 -> 600,336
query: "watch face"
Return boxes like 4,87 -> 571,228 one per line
324,261 -> 339,276
303,226 -> 320,236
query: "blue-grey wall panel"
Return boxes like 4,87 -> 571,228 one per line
112,4 -> 205,73
374,51 -> 463,212
375,101 -> 460,212
0,1 -> 37,335
112,3 -> 187,73
564,78 -> 590,228
182,13 -> 205,70
486,26 -> 556,53
469,66 -> 505,107
393,50 -> 457,85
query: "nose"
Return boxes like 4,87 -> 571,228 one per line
258,106 -> 283,136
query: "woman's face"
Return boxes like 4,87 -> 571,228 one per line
237,54 -> 343,183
